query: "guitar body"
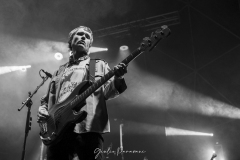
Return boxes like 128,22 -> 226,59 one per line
39,81 -> 91,146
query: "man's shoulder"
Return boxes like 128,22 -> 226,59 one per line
53,62 -> 68,76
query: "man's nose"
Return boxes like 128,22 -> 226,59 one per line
81,35 -> 86,40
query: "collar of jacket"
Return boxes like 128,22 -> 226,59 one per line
68,55 -> 89,66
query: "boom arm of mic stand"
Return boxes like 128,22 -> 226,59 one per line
18,76 -> 49,111
120,124 -> 124,160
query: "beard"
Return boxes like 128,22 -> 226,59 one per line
73,44 -> 89,54
71,45 -> 90,59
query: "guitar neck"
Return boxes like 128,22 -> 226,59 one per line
121,48 -> 142,65
73,25 -> 170,104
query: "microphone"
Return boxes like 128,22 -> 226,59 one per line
41,69 -> 52,78
210,153 -> 217,160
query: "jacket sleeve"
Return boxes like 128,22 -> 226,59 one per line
40,85 -> 51,110
100,60 -> 127,100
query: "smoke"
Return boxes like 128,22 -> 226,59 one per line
0,0 -> 132,65
0,0 -> 132,38
0,33 -> 69,66
0,0 -> 27,31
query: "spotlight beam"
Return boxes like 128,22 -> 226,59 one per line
0,65 -> 31,75
89,47 -> 108,53
165,127 -> 214,136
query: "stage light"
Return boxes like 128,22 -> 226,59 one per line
117,45 -> 130,61
54,52 -> 63,60
20,65 -> 31,72
120,45 -> 129,51
0,65 -> 31,75
165,127 -> 214,136
21,68 -> 27,72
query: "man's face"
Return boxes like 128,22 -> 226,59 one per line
71,28 -> 93,54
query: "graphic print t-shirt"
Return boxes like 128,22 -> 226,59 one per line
58,60 -> 88,103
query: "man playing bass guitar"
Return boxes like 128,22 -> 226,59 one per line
37,26 -> 127,160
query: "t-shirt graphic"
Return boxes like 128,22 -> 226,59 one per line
58,65 -> 87,103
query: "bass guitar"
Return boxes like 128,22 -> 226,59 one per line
39,25 -> 171,146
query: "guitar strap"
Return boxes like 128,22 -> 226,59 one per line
89,59 -> 96,82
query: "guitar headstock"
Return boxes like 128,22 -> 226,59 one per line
139,25 -> 171,52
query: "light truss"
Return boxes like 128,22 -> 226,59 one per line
93,11 -> 180,38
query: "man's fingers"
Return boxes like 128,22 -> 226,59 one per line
38,106 -> 49,116
37,114 -> 49,123
37,106 -> 49,123
39,110 -> 49,116
114,63 -> 128,78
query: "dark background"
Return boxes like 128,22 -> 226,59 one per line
1,0 -> 240,160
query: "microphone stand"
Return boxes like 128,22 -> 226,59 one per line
120,123 -> 124,160
18,75 -> 50,160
